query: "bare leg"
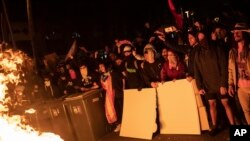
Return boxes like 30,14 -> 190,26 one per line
221,98 -> 235,125
208,99 -> 217,127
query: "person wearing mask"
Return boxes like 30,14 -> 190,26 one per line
56,63 -> 76,96
75,63 -> 99,92
210,23 -> 231,57
194,30 -> 235,135
121,44 -> 144,89
43,74 -> 60,98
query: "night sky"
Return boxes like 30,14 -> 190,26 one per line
1,0 -> 250,55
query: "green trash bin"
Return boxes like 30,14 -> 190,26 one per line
46,99 -> 77,141
25,102 -> 54,133
64,89 -> 111,141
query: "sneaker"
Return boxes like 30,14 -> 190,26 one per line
209,127 -> 218,136
114,124 -> 121,132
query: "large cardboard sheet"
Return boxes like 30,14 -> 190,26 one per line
157,79 -> 201,134
120,88 -> 157,140
191,80 -> 210,131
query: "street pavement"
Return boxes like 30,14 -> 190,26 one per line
100,127 -> 230,141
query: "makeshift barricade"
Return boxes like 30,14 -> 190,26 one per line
120,79 -> 210,140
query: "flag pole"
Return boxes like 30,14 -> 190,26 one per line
1,0 -> 16,49
26,0 -> 37,72
1,13 -> 5,42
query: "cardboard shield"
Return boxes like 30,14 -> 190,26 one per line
157,79 -> 201,134
120,88 -> 157,140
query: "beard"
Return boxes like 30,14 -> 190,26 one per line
163,55 -> 168,60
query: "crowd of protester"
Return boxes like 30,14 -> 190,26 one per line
6,12 -> 250,136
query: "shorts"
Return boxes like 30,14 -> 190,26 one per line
205,92 -> 229,100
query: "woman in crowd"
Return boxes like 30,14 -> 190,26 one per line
161,49 -> 186,81
99,62 -> 125,132
156,30 -> 200,82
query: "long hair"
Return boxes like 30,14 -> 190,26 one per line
242,32 -> 250,58
231,32 -> 250,59
167,49 -> 180,64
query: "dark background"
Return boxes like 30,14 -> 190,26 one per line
1,0 -> 250,56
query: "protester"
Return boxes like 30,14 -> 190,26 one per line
194,31 -> 235,135
56,64 -> 76,95
141,44 -> 162,88
15,8 -> 249,138
121,44 -> 144,89
156,29 -> 200,82
161,49 -> 186,81
228,22 -> 250,125
74,63 -> 100,92
160,47 -> 168,63
99,62 -> 125,132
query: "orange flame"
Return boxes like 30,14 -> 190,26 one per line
0,48 -> 63,141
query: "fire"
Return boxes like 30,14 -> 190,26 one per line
25,108 -> 36,114
0,48 -> 63,141
0,115 -> 62,141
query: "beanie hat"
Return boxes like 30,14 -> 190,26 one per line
123,45 -> 132,52
143,43 -> 156,54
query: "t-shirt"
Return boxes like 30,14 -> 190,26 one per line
78,73 -> 99,88
237,54 -> 250,87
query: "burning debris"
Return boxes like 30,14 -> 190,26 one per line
0,47 -> 63,141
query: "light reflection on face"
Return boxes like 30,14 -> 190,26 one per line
188,34 -> 197,47
167,50 -> 177,64
80,65 -> 87,76
162,48 -> 168,60
99,64 -> 106,73
144,49 -> 155,62
233,30 -> 243,42
115,59 -> 122,66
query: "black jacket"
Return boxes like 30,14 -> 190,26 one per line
142,60 -> 162,87
194,44 -> 228,93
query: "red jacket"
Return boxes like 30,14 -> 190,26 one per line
161,61 -> 186,81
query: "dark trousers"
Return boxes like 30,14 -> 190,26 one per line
114,96 -> 123,124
